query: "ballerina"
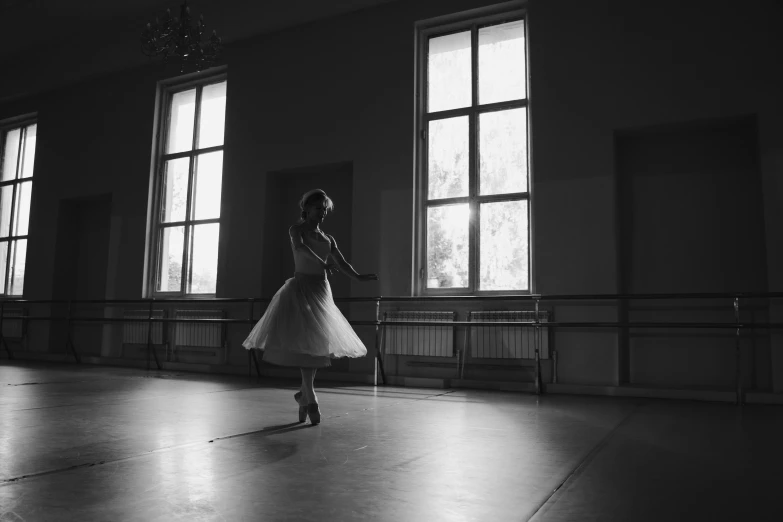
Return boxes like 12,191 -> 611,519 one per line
243,189 -> 378,425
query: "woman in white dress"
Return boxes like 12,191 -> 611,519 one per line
243,189 -> 378,425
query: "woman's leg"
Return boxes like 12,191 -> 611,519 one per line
310,368 -> 318,403
300,367 -> 319,404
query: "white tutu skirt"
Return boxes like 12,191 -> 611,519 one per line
243,272 -> 368,368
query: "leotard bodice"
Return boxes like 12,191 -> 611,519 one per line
291,231 -> 331,275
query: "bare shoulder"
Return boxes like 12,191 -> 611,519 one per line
289,223 -> 304,238
325,233 -> 339,249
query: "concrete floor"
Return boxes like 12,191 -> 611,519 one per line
0,362 -> 781,522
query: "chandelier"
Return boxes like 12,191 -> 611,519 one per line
141,1 -> 223,72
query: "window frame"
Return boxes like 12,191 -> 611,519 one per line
145,68 -> 227,299
414,3 -> 534,296
0,113 -> 37,297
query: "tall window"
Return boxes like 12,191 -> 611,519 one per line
150,74 -> 226,296
416,10 -> 530,294
0,118 -> 36,296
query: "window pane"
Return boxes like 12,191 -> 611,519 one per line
479,20 -> 526,105
1,129 -> 20,182
197,81 -> 227,149
479,108 -> 528,195
480,200 -> 528,291
161,158 -> 190,223
192,152 -> 223,220
9,239 -> 26,295
427,204 -> 469,288
0,186 -> 12,237
428,31 -> 471,112
166,89 -> 196,154
157,226 -> 185,292
188,223 -> 219,294
14,181 -> 32,236
20,124 -> 36,178
428,116 -> 469,200
0,241 -> 7,293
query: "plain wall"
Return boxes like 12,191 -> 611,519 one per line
1,0 -> 782,389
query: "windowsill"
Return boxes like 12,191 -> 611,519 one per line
148,294 -> 218,300
416,292 -> 535,299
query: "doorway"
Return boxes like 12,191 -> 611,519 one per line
50,194 -> 113,356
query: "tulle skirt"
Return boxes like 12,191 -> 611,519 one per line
242,272 -> 368,368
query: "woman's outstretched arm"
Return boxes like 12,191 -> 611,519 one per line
327,234 -> 378,282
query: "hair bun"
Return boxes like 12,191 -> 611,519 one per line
299,188 -> 327,210
298,188 -> 334,221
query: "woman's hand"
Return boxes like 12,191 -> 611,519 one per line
323,261 -> 340,276
357,273 -> 379,282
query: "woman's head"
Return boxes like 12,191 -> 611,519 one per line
299,189 -> 334,222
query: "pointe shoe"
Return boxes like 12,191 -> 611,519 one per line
307,403 -> 321,425
295,392 -> 307,423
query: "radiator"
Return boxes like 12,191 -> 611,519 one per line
122,309 -> 165,344
469,310 -> 550,359
382,311 -> 455,357
1,308 -> 26,339
175,309 -> 224,348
